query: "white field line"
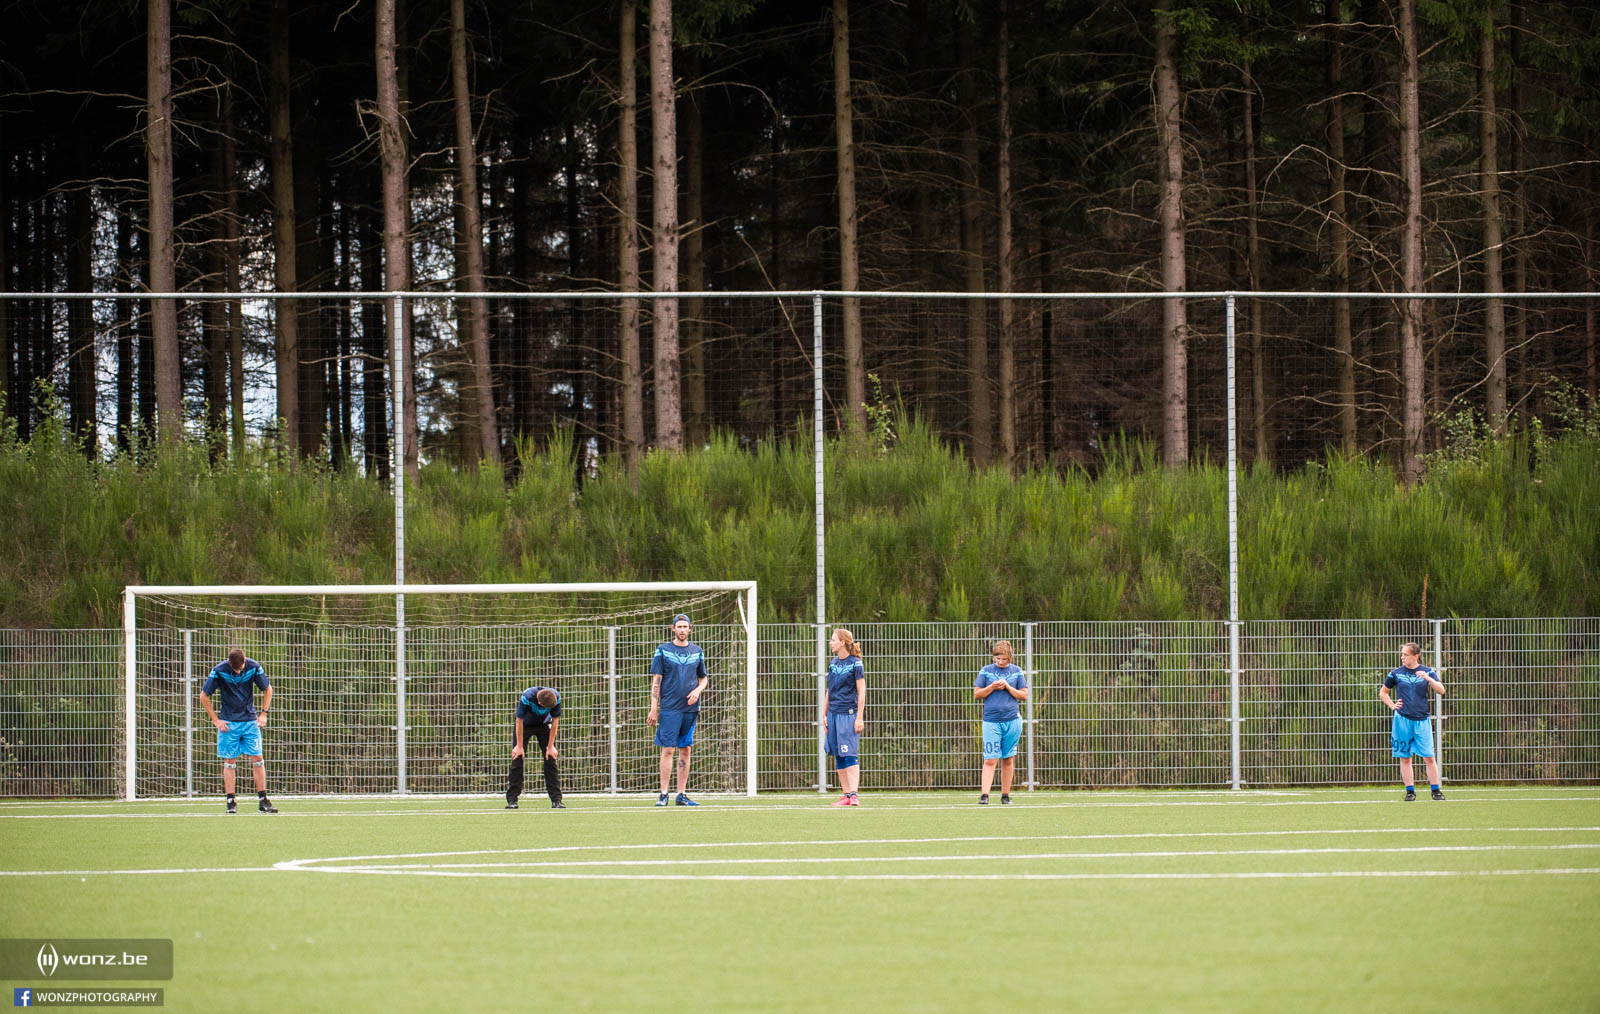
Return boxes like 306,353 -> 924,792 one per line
261,867 -> 1600,882
5,795 -> 1600,820
304,842 -> 1600,871
7,831 -> 1600,878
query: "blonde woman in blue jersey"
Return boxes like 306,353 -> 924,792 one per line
825,628 -> 866,806
1379,641 -> 1447,801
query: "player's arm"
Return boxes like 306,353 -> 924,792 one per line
256,685 -> 273,726
1008,676 -> 1028,700
1423,671 -> 1447,695
974,678 -> 996,699
1378,683 -> 1401,711
545,717 -> 559,759
512,716 -> 526,759
199,683 -> 225,730
648,673 -> 661,725
854,677 -> 865,734
686,676 -> 707,707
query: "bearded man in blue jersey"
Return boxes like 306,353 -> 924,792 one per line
1379,641 -> 1448,801
647,613 -> 708,806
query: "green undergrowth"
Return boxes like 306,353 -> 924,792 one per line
1,402 -> 1595,627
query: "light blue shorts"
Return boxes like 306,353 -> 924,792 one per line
826,712 -> 860,768
218,720 -> 263,759
655,710 -> 698,749
982,718 -> 1022,760
1391,714 -> 1435,758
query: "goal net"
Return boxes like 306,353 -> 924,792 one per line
121,582 -> 757,800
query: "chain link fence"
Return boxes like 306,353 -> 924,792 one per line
3,617 -> 1594,798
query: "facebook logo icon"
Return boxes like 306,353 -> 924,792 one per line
12,988 -> 30,1007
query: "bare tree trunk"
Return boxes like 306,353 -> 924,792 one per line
219,61 -> 244,460
0,132 -> 7,424
147,0 -> 181,441
681,53 -> 707,445
269,0 -> 299,451
204,119 -> 229,461
1154,0 -> 1189,467
361,204 -> 388,480
1244,53 -> 1270,465
115,212 -> 133,450
1326,0 -> 1356,452
1398,0 -> 1426,485
1480,1 -> 1507,430
958,19 -> 989,467
833,0 -> 865,433
996,0 -> 1017,470
69,146 -> 96,454
1587,149 -> 1597,407
1508,0 -> 1528,422
451,0 -> 499,466
618,1 -> 644,468
377,0 -> 416,480
649,0 -> 681,450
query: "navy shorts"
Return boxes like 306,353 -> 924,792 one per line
655,710 -> 698,749
825,712 -> 860,768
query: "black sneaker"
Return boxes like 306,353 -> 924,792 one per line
258,798 -> 278,813
1404,788 -> 1416,802
978,794 -> 989,805
551,799 -> 566,809
1000,794 -> 1012,805
504,800 -> 519,809
226,797 -> 237,814
1431,789 -> 1445,801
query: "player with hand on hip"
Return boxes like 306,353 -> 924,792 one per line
825,628 -> 866,806
1379,641 -> 1447,801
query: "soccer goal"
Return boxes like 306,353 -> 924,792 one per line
121,582 -> 757,800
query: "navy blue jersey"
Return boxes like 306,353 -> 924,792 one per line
1384,664 -> 1440,720
202,659 -> 270,722
827,655 -> 865,714
650,641 -> 708,713
975,663 -> 1027,722
515,686 -> 562,725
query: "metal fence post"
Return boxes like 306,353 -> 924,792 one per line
393,292 -> 408,795
817,623 -> 828,793
183,629 -> 193,798
1432,617 -> 1446,784
1024,621 -> 1036,790
1226,294 -> 1243,791
607,626 -> 619,794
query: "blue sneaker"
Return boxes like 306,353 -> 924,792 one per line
655,792 -> 670,806
674,793 -> 699,807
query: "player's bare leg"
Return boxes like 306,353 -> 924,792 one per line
1398,756 -> 1415,786
222,760 -> 237,796
980,757 -> 999,798
249,755 -> 267,793
658,747 -> 675,795
839,764 -> 859,795
999,757 -> 1016,796
675,746 -> 693,795
1422,756 -> 1440,785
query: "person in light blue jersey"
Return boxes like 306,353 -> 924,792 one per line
1380,641 -> 1448,801
505,685 -> 564,809
824,628 -> 866,807
974,639 -> 1027,805
199,648 -> 278,814
648,613 -> 709,806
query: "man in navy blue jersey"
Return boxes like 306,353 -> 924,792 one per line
1379,642 -> 1448,801
506,686 -> 564,809
648,613 -> 708,806
199,648 -> 278,814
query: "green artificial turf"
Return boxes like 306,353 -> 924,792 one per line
3,788 -> 1598,1013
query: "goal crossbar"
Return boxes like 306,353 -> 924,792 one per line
122,581 -> 758,800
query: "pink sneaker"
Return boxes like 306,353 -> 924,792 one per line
831,795 -> 852,807
846,795 -> 861,806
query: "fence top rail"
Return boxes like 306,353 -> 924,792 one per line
8,290 -> 1600,302
127,582 -> 758,596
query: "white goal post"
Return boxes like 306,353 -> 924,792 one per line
122,581 -> 758,801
